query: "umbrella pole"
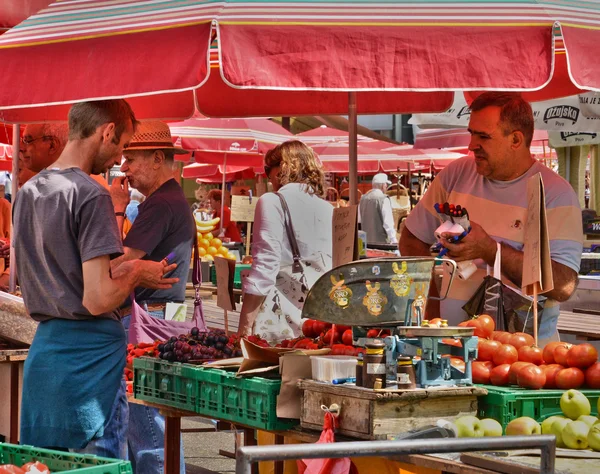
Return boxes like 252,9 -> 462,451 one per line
220,154 -> 227,238
9,124 -> 19,293
407,162 -> 413,210
348,92 -> 358,206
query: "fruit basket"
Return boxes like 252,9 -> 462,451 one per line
0,443 -> 132,473
134,358 -> 298,431
477,385 -> 600,431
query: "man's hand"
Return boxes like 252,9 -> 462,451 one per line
137,259 -> 179,289
0,239 -> 9,259
441,221 -> 497,264
110,176 -> 130,213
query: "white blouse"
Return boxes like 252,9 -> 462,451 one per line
243,183 -> 334,296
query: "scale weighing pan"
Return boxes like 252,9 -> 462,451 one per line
302,257 -> 456,327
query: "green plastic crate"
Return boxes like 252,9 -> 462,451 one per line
0,443 -> 132,473
477,384 -> 600,432
134,357 -> 199,412
134,358 -> 298,431
210,263 -> 251,289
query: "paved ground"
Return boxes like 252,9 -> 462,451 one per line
182,417 -> 236,474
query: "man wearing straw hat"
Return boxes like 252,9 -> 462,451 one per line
111,121 -> 194,474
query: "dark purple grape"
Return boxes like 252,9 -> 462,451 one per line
219,335 -> 229,344
174,341 -> 183,350
190,327 -> 199,337
223,346 -> 233,356
157,344 -> 165,352
182,344 -> 191,354
163,351 -> 173,360
234,350 -> 243,357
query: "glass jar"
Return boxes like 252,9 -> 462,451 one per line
396,356 -> 416,389
363,341 -> 386,389
355,353 -> 364,387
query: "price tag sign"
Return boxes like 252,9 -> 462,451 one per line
231,195 -> 257,222
332,205 -> 358,268
214,256 -> 236,311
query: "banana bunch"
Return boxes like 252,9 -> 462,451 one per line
195,215 -> 220,234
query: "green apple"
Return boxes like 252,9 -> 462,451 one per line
560,389 -> 591,420
480,418 -> 503,437
577,415 -> 599,427
505,417 -> 541,436
454,416 -> 485,438
550,418 -> 572,448
541,415 -> 566,435
562,420 -> 590,450
588,423 -> 600,451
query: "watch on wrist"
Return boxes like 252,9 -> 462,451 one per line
115,212 -> 125,217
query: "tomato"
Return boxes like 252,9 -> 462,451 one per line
585,362 -> 600,389
459,319 -> 488,338
472,361 -> 494,384
493,331 -> 512,344
22,462 -> 50,473
450,357 -> 466,372
490,364 -> 512,386
342,329 -> 354,346
302,320 -> 315,338
509,361 -> 534,385
493,344 -> 518,366
555,367 -> 585,389
293,338 -> 311,349
337,325 -> 351,332
478,339 -> 501,362
428,318 -> 443,327
566,343 -> 599,369
518,345 -> 544,365
312,321 -> 326,336
366,329 -> 381,338
552,343 -> 573,367
323,329 -> 341,344
442,338 -> 463,348
475,314 -> 495,338
517,364 -> 546,389
542,341 -> 563,364
542,364 -> 564,389
0,466 -> 25,474
508,332 -> 535,350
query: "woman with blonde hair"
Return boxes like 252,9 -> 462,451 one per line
238,140 -> 333,342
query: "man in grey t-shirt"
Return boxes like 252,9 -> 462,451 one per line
13,100 -> 178,457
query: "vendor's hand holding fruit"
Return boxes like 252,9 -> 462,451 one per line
110,176 -> 130,213
0,238 -> 9,260
440,221 -> 497,264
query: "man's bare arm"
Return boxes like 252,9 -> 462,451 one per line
111,247 -> 146,276
82,255 -> 178,315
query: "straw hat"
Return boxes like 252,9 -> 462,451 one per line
124,121 -> 188,155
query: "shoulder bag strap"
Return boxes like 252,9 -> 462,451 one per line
192,231 -> 202,288
276,193 -> 303,274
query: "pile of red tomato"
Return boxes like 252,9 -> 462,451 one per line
461,315 -> 600,390
0,462 -> 50,473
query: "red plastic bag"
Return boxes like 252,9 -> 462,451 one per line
297,410 -> 358,474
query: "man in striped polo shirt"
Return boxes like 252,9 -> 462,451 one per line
400,92 -> 583,343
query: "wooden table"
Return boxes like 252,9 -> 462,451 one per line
0,348 -> 27,443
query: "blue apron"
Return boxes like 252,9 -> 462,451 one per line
20,318 -> 126,449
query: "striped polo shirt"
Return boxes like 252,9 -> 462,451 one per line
405,156 -> 583,340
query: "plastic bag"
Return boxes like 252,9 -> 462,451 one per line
297,409 -> 358,474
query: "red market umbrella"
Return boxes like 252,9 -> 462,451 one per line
0,144 -> 13,172
310,142 -> 428,175
169,117 -> 291,164
297,125 -> 395,150
183,163 -> 261,181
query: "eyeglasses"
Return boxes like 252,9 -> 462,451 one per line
21,135 -> 53,146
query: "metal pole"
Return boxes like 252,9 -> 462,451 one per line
219,153 -> 226,238
565,146 -> 571,183
9,124 -> 19,293
236,435 -> 556,474
348,92 -> 358,206
407,162 -> 413,210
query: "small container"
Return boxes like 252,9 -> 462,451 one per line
373,378 -> 383,390
421,320 -> 430,327
441,319 -> 449,327
355,353 -> 364,387
396,356 -> 417,389
363,341 -> 386,389
310,356 -> 357,382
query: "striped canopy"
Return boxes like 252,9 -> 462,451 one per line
0,0 -> 599,121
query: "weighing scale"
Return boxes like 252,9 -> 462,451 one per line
302,257 -> 478,387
